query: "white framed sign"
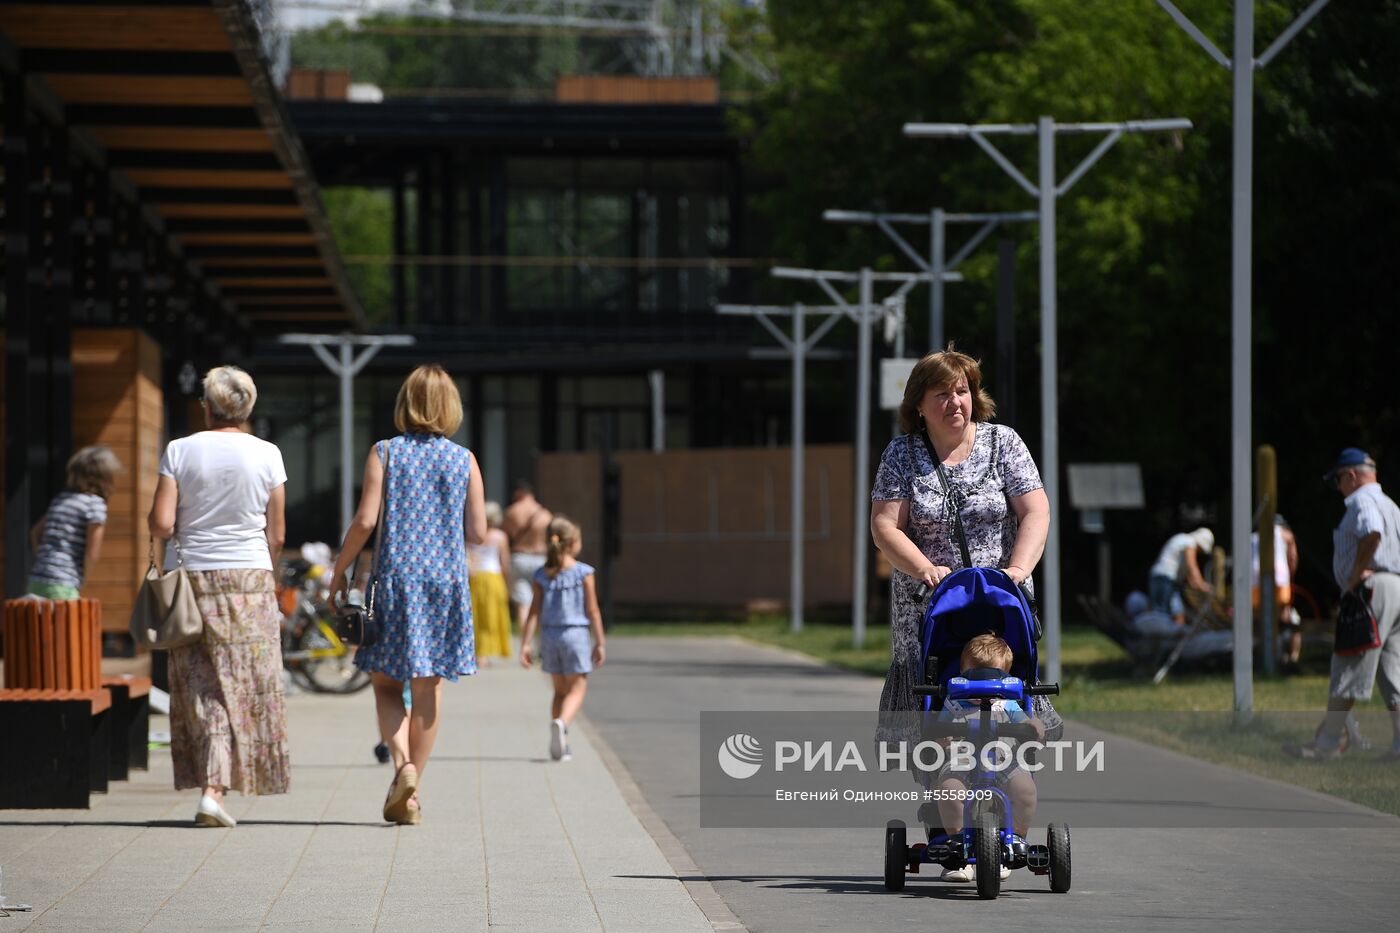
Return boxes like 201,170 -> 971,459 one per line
879,358 -> 918,410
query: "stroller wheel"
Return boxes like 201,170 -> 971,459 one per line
974,812 -> 1001,900
884,820 -> 907,892
1048,822 -> 1072,893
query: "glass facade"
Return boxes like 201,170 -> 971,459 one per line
271,101 -> 818,548
504,157 -> 731,316
327,153 -> 739,327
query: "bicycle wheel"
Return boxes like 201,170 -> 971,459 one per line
298,618 -> 371,694
281,618 -> 316,692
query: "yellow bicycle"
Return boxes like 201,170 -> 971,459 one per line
279,563 -> 371,694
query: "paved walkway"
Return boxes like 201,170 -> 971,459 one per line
585,637 -> 1400,933
9,635 -> 1400,932
0,658 -> 713,932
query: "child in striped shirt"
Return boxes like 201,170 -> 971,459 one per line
28,446 -> 121,599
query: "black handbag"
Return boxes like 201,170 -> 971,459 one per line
1334,585 -> 1381,656
337,442 -> 389,648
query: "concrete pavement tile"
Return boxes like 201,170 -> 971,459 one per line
6,661 -> 715,932
588,891 -> 716,933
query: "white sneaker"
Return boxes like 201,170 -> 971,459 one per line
939,862 -> 1009,883
550,719 -> 566,761
195,795 -> 236,828
940,864 -> 975,883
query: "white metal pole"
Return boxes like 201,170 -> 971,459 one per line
930,208 -> 946,351
853,269 -> 873,649
1232,0 -> 1255,720
338,338 -> 355,538
1038,116 -> 1062,684
791,306 -> 806,634
649,369 -> 665,452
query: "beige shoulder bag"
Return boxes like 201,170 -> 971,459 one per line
129,537 -> 204,649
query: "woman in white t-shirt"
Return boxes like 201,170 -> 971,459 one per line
148,365 -> 290,829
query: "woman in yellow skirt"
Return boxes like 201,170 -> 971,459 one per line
468,501 -> 513,663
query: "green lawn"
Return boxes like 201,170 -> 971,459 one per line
613,618 -> 1400,816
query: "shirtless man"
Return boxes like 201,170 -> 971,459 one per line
503,480 -> 553,631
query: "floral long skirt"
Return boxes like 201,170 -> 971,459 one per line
168,569 -> 290,795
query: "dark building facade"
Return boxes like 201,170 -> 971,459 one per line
265,96 -> 852,539
0,0 -> 360,616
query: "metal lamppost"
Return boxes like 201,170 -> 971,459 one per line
1154,0 -> 1336,719
716,302 -> 854,635
901,117 -> 1193,682
822,209 -> 1037,351
278,333 -> 415,536
767,267 -> 929,648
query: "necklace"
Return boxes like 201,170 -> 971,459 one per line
929,424 -> 976,466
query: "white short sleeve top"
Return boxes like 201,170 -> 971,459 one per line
160,431 -> 288,571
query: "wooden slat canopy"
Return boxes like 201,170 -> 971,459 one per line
0,0 -> 364,329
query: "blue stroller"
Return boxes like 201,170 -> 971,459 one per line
883,568 -> 1071,899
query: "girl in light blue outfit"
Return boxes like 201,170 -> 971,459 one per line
519,515 -> 606,762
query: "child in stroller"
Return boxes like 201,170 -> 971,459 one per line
931,634 -> 1044,883
883,568 -> 1071,899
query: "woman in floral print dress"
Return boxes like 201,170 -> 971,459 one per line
869,347 -> 1060,739
148,366 -> 290,828
330,365 -> 487,825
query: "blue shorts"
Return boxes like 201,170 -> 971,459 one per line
541,626 -> 593,675
1149,574 -> 1184,617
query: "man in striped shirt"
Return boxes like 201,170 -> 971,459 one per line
1290,448 -> 1400,760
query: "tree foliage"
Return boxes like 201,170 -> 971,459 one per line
742,0 -> 1400,599
289,4 -> 652,96
321,187 -> 394,326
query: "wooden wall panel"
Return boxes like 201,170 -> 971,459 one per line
41,75 -> 253,107
555,75 -> 719,105
0,7 -> 229,52
88,128 -> 274,152
72,329 -> 163,632
538,445 -> 854,609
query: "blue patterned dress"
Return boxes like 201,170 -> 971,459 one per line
354,433 -> 477,681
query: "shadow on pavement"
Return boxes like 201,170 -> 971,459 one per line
605,658 -> 848,678
613,873 -> 1058,899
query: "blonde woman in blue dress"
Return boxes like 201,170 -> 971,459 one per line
330,365 -> 486,824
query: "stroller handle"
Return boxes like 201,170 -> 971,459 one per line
911,568 -> 1020,603
914,681 -> 1058,698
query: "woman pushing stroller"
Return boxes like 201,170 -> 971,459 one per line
870,346 -> 1055,727
869,346 -> 1061,879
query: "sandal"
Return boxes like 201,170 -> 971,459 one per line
383,763 -> 418,823
400,794 -> 423,826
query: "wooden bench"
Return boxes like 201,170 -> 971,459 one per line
1,598 -> 113,808
0,687 -> 112,808
101,675 -> 153,779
